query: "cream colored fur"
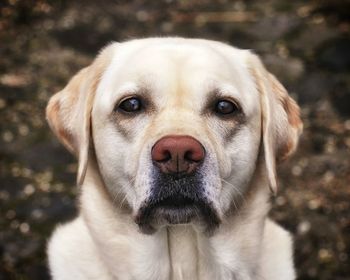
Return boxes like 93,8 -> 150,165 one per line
46,38 -> 302,280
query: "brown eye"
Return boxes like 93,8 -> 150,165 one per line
118,97 -> 142,113
215,100 -> 239,115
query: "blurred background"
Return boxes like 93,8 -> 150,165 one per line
0,0 -> 349,279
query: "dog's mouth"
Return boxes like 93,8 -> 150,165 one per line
146,195 -> 195,219
156,195 -> 195,209
147,195 -> 198,224
135,194 -> 220,235
134,169 -> 220,235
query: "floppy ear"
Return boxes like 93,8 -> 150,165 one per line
248,54 -> 303,194
46,45 -> 114,186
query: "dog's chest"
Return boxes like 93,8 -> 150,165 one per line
165,226 -> 239,280
167,226 -> 198,279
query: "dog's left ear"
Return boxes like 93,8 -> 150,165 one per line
46,45 -> 114,186
248,54 -> 303,194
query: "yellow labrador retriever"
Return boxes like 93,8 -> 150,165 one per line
46,38 -> 302,280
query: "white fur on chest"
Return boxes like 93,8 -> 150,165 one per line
48,175 -> 295,280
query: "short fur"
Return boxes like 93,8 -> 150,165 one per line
47,38 -> 302,280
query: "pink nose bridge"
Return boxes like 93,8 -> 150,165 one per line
151,135 -> 205,174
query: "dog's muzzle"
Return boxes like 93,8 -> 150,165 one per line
135,135 -> 220,235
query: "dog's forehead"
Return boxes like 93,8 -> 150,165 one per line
96,38 -> 258,112
108,39 -> 249,81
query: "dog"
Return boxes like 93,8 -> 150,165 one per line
46,37 -> 302,280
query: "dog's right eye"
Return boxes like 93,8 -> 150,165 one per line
117,97 -> 143,113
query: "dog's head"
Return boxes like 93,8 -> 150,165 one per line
46,38 -> 302,234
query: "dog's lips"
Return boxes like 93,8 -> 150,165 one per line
135,194 -> 220,235
135,168 -> 221,234
156,195 -> 195,208
151,196 -> 198,224
137,195 -> 198,223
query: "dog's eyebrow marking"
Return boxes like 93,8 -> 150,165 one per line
115,83 -> 140,95
114,82 -> 150,101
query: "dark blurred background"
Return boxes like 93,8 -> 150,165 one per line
0,0 -> 349,279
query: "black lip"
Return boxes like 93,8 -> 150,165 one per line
135,194 -> 220,235
154,203 -> 198,225
156,195 -> 195,208
134,168 -> 220,235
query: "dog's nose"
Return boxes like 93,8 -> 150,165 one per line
151,135 -> 205,174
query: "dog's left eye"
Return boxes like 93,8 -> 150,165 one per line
215,100 -> 239,115
118,97 -> 142,113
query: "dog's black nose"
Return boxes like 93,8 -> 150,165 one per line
151,135 -> 205,174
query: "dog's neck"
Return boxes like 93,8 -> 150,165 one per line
80,160 -> 270,280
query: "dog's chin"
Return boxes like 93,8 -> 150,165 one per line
135,195 -> 220,236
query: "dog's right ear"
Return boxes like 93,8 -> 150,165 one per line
248,53 -> 303,194
46,45 -> 114,186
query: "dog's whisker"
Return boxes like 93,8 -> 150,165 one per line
219,179 -> 246,223
119,193 -> 129,209
109,186 -> 128,208
220,178 -> 246,204
111,188 -> 123,201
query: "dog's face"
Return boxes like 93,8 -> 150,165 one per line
46,38 -> 302,234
